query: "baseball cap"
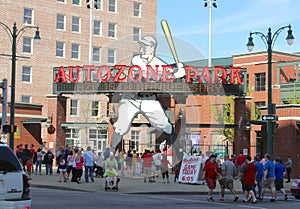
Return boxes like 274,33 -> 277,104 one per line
139,36 -> 157,47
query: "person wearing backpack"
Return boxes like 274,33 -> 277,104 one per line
238,155 -> 257,204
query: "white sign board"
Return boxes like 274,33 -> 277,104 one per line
243,148 -> 248,156
178,154 -> 201,183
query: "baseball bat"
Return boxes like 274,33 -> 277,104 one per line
161,19 -> 179,65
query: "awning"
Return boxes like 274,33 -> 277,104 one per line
21,118 -> 47,124
60,122 -> 108,128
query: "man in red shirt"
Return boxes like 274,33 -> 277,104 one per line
239,155 -> 257,204
141,149 -> 153,183
202,155 -> 220,202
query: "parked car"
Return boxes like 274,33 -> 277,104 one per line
290,179 -> 300,199
0,143 -> 31,208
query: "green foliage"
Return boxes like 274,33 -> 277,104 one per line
285,83 -> 300,104
210,96 -> 235,143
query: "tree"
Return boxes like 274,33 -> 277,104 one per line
210,96 -> 235,143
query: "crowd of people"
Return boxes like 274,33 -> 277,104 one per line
14,144 -> 173,185
202,152 -> 292,203
15,143 -> 293,203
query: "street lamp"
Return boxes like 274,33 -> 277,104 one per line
246,25 -> 294,155
204,0 -> 217,68
0,22 -> 41,150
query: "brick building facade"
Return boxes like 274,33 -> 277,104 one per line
1,1 -> 300,178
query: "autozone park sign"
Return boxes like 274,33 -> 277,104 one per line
52,65 -> 245,96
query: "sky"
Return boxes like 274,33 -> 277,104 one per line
157,0 -> 300,62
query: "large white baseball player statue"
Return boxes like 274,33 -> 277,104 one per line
110,35 -> 185,152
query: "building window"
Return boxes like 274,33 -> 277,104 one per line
70,100 -> 79,116
71,44 -> 80,59
107,49 -> 115,64
133,2 -> 141,17
94,20 -> 102,36
93,47 -> 101,62
23,37 -> 32,53
56,14 -> 65,30
21,95 -> 31,103
108,0 -> 116,12
92,101 -> 99,117
108,23 -> 116,38
66,128 -> 80,147
89,129 -> 107,152
56,41 -> 65,57
130,130 -> 140,151
24,8 -> 33,24
255,73 -> 266,91
72,0 -> 80,5
72,16 -> 81,33
95,0 -> 102,9
133,27 -> 141,42
22,66 -> 31,82
57,0 -> 65,3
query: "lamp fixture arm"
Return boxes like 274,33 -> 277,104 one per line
16,25 -> 39,43
0,22 -> 13,44
271,25 -> 290,49
250,31 -> 268,49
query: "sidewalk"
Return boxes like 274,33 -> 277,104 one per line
29,168 -> 293,195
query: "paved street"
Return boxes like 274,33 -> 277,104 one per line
28,167 -> 299,209
31,187 -> 300,209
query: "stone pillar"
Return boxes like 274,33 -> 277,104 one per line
46,95 -> 67,153
234,96 -> 252,155
173,94 -> 187,165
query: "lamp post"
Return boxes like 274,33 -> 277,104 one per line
204,0 -> 217,68
246,25 -> 294,155
0,22 -> 41,150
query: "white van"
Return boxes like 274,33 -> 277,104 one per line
0,143 -> 31,209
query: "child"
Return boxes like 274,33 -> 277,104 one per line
58,154 -> 67,182
174,160 -> 182,183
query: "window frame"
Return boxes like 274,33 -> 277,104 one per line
71,43 -> 80,60
93,47 -> 101,62
130,130 -> 140,152
108,0 -> 117,13
24,8 -> 33,25
93,20 -> 102,36
22,66 -> 32,83
89,128 -> 108,152
56,13 -> 66,30
72,16 -> 81,33
56,41 -> 65,58
94,0 -> 102,10
21,95 -> 31,103
72,0 -> 81,6
22,37 -> 32,53
133,27 -> 141,42
70,99 -> 79,116
255,73 -> 266,91
133,2 -> 141,17
108,23 -> 116,38
91,101 -> 100,117
66,128 -> 80,147
107,49 -> 115,64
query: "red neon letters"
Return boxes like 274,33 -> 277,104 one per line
53,65 -> 243,84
